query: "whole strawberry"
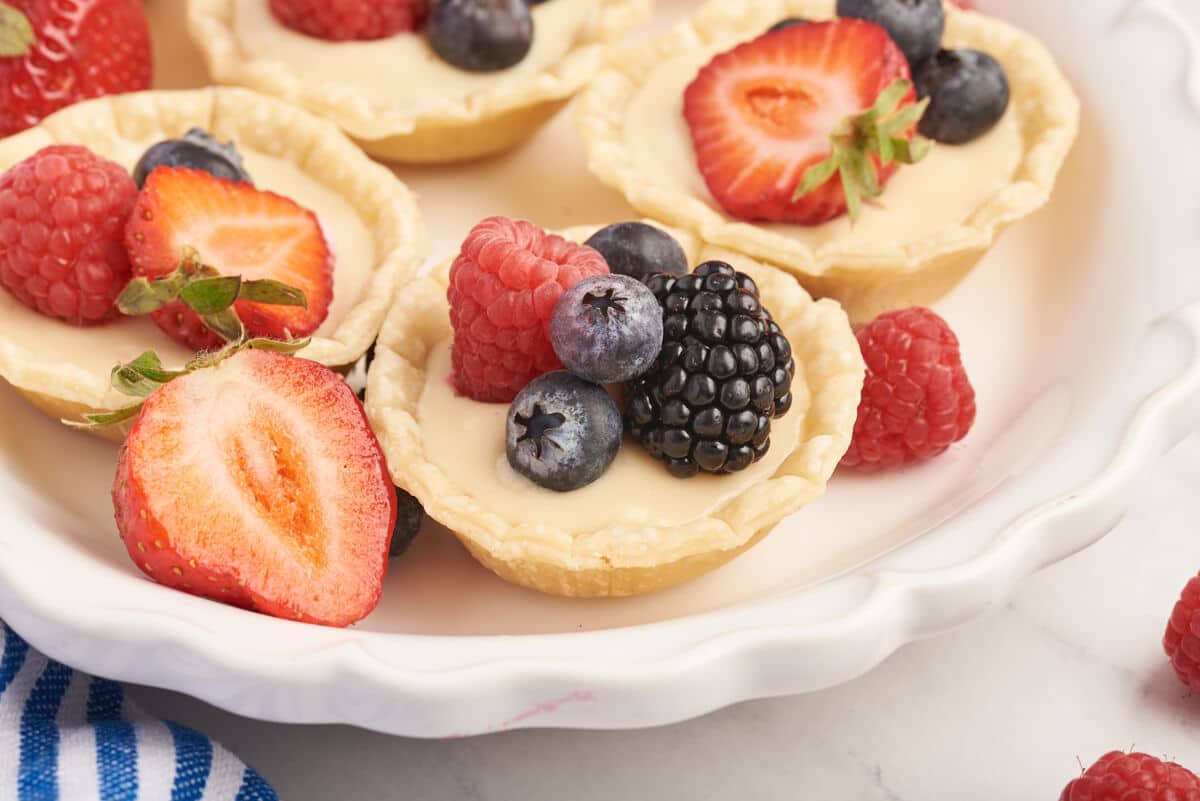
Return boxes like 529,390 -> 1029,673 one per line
841,307 -> 975,471
1164,572 -> 1200,690
0,145 -> 137,325
0,0 -> 152,138
448,216 -> 608,403
269,0 -> 429,41
1060,752 -> 1200,801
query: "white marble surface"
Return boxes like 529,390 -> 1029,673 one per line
129,433 -> 1200,799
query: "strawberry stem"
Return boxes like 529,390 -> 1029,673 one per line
116,251 -> 308,344
792,79 -> 932,222
0,2 -> 34,58
65,336 -> 313,431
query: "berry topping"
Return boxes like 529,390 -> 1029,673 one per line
0,145 -> 137,325
628,261 -> 795,479
841,307 -> 975,472
549,274 -> 663,384
132,128 -> 252,189
683,20 -> 928,226
447,216 -> 608,403
112,348 -> 397,627
583,222 -> 688,280
390,488 -> 425,558
948,0 -> 975,9
766,18 -> 808,33
0,0 -> 152,137
1164,571 -> 1200,691
915,49 -> 1010,144
505,371 -> 622,492
836,0 -> 944,68
269,0 -> 429,41
124,167 -> 334,351
427,0 -> 533,73
1060,752 -> 1200,801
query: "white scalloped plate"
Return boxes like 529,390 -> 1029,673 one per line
0,0 -> 1198,737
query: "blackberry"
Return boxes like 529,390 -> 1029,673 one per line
629,261 -> 796,478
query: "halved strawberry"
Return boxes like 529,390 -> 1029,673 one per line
683,19 -> 923,226
112,348 -> 396,627
125,167 -> 334,351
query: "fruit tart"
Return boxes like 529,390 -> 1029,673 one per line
365,217 -> 863,597
187,0 -> 651,164
0,87 -> 426,441
577,0 -> 1079,324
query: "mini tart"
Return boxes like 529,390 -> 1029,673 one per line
365,224 -> 863,598
577,0 -> 1080,324
0,87 -> 427,442
187,0 -> 651,164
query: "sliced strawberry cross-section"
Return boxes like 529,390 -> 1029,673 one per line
683,19 -> 924,226
113,348 -> 396,627
125,167 -> 334,351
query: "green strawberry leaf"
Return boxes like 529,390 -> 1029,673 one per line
125,351 -> 187,384
793,154 -> 841,202
241,336 -> 312,354
179,276 -> 242,316
202,308 -> 246,343
0,3 -> 34,58
239,279 -> 308,309
67,403 -> 145,430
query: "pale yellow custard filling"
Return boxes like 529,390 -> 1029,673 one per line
626,45 -> 1025,251
417,340 -> 802,530
233,0 -> 596,106
0,146 -> 376,379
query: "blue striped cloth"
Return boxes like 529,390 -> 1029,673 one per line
0,623 -> 278,801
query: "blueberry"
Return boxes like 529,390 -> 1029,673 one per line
836,0 -> 944,68
132,128 -> 251,189
550,274 -> 664,384
506,371 -> 622,492
915,49 -> 1010,144
389,489 -> 425,558
428,0 -> 533,73
766,17 -> 807,33
583,222 -> 688,280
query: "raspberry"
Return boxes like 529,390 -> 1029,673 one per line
841,307 -> 975,471
1164,573 -> 1200,690
448,216 -> 608,403
0,145 -> 137,325
269,0 -> 429,41
1060,752 -> 1200,801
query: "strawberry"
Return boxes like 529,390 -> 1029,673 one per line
112,347 -> 397,628
0,0 -> 152,138
124,167 -> 334,351
682,19 -> 929,226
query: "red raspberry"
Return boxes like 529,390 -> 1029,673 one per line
1164,572 -> 1200,690
448,216 -> 608,403
269,0 -> 429,41
1061,752 -> 1200,801
841,307 -> 976,472
0,145 -> 137,325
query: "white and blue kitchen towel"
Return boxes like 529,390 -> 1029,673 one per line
0,623 -> 278,801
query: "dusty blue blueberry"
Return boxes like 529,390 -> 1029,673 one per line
550,274 -> 664,384
427,0 -> 533,73
132,128 -> 251,188
506,372 -> 622,492
766,17 -> 808,32
583,222 -> 688,280
836,0 -> 944,68
915,49 -> 1010,144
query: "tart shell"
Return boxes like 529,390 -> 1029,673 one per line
365,225 -> 864,598
187,0 -> 652,164
0,88 -> 427,442
577,0 -> 1081,324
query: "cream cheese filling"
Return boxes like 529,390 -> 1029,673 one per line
417,339 -> 803,530
232,0 -> 597,107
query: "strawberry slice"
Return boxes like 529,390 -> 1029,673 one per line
125,167 -> 334,351
683,19 -> 922,226
112,349 -> 396,627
